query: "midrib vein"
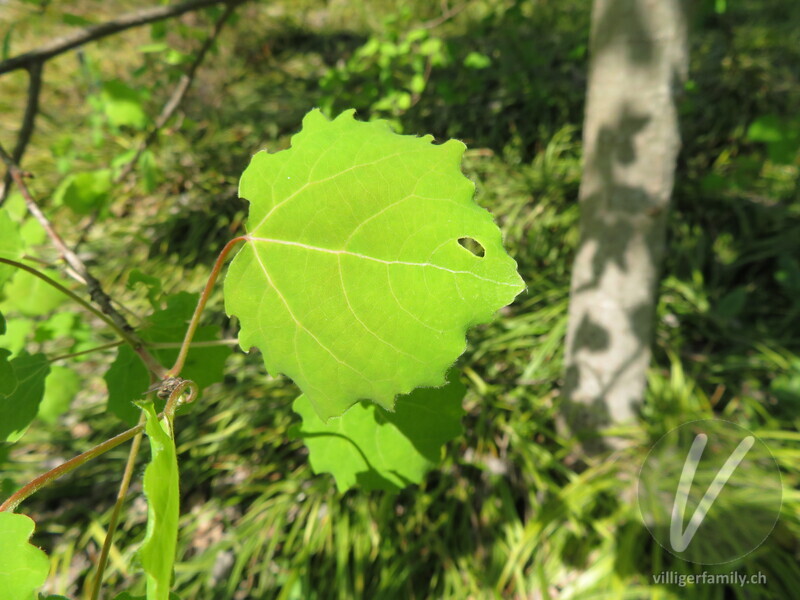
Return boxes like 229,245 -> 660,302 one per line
245,236 -> 518,288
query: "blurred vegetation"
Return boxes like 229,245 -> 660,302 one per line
0,0 -> 798,598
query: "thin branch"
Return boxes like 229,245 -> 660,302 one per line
114,1 -> 240,185
0,62 -> 43,205
0,421 -> 145,513
0,257 -> 132,342
0,143 -> 165,377
165,236 -> 247,377
0,0 -> 230,76
149,338 -> 240,349
49,340 -> 124,362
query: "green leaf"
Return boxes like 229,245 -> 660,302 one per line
105,292 -> 231,424
0,512 -> 49,600
224,110 -> 524,420
463,51 -> 491,69
38,366 -> 81,423
0,267 -> 70,316
139,402 -> 179,600
127,269 -> 163,309
290,371 -> 466,492
0,309 -> 6,334
100,80 -> 148,129
52,170 -> 112,215
0,208 -> 25,290
0,352 -> 49,442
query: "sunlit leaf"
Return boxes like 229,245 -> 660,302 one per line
38,366 -> 81,423
0,267 -> 70,316
224,109 -> 524,420
0,209 -> 25,290
101,80 -> 148,129
52,170 -> 112,215
0,512 -> 49,600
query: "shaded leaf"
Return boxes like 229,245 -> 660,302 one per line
224,109 -> 524,420
139,402 -> 179,600
0,512 -> 49,600
0,352 -> 49,442
105,292 -> 231,424
290,372 -> 465,492
0,348 -> 16,395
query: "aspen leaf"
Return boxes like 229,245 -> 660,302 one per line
225,110 -> 524,419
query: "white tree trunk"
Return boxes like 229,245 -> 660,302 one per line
562,0 -> 688,445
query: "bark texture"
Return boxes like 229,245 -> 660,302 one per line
562,0 -> 688,447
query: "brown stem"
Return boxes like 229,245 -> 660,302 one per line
0,144 -> 165,378
88,413 -> 146,600
0,0 -> 234,76
166,236 -> 247,378
0,422 -> 145,513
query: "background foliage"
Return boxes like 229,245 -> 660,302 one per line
0,0 -> 798,598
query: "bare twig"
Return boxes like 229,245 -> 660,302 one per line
114,1 -> 240,185
0,62 -> 43,204
0,143 -> 165,377
0,0 -> 230,76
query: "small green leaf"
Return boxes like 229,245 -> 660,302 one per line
127,269 -> 163,308
0,512 -> 49,600
62,12 -> 94,26
38,366 -> 81,423
463,51 -> 491,69
225,110 -> 524,420
52,170 -> 112,215
139,402 -> 180,600
0,309 -> 6,334
0,208 -> 25,290
0,352 -> 49,442
0,267 -> 70,316
746,115 -> 783,143
291,372 -> 466,492
101,80 -> 148,129
105,292 -> 231,424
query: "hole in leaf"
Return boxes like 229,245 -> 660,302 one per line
458,237 -> 485,258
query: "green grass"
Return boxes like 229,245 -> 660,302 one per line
0,0 -> 798,598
